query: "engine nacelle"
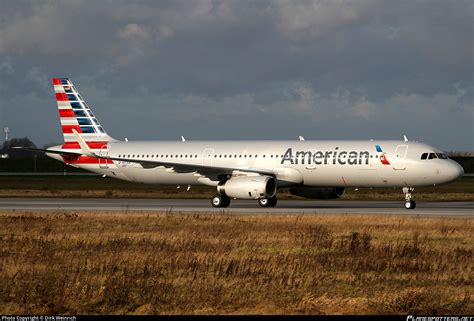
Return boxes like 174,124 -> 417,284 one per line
217,176 -> 277,199
289,187 -> 345,200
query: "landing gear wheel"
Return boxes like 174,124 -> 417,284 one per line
402,187 -> 416,210
211,194 -> 230,208
258,196 -> 278,208
404,200 -> 416,209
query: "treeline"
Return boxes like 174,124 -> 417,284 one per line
0,137 -> 85,172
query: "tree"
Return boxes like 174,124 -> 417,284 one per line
1,137 -> 38,158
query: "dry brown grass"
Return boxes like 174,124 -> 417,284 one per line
0,210 -> 472,315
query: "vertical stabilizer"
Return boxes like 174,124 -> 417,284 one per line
52,78 -> 114,147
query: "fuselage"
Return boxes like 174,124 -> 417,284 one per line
48,139 -> 464,189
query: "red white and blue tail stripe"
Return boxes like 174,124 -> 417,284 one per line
52,78 -> 115,165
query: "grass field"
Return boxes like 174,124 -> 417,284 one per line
0,210 -> 472,315
0,176 -> 473,201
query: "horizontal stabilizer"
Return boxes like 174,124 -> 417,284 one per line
11,146 -> 82,157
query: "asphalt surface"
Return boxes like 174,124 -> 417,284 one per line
0,198 -> 472,216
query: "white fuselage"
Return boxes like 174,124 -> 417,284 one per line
48,140 -> 464,189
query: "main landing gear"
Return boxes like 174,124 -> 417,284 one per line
211,194 -> 279,208
211,194 -> 231,208
258,196 -> 278,208
403,187 -> 416,209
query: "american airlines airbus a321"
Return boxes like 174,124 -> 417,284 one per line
18,78 -> 464,209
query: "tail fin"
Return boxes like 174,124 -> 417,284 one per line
52,78 -> 115,145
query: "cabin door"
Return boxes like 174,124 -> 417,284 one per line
392,145 -> 408,170
99,146 -> 109,169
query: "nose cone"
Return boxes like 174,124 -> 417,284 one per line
446,161 -> 464,182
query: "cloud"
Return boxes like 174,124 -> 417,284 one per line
276,0 -> 369,37
0,0 -> 472,150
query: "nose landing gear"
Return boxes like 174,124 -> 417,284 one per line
403,187 -> 416,209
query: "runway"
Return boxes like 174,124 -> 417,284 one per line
0,198 -> 472,216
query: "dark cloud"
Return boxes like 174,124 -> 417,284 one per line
0,0 -> 472,150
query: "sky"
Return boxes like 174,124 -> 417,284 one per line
0,0 -> 472,151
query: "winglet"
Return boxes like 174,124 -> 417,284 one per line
72,129 -> 97,157
298,136 -> 305,141
403,135 -> 408,142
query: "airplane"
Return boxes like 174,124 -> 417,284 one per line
17,78 -> 464,209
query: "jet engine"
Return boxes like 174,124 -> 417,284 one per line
289,187 -> 345,199
217,176 -> 277,199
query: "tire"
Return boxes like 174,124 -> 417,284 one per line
268,196 -> 278,207
211,194 -> 230,208
258,198 -> 269,207
258,196 -> 277,208
221,196 -> 231,207
404,200 -> 416,209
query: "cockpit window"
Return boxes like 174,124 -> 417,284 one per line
421,152 -> 448,160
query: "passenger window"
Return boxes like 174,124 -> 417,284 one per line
428,153 -> 437,159
67,94 -> 78,101
421,153 -> 428,160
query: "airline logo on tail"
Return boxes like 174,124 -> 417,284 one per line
375,145 -> 390,165
52,78 -> 113,165
52,78 -> 108,140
